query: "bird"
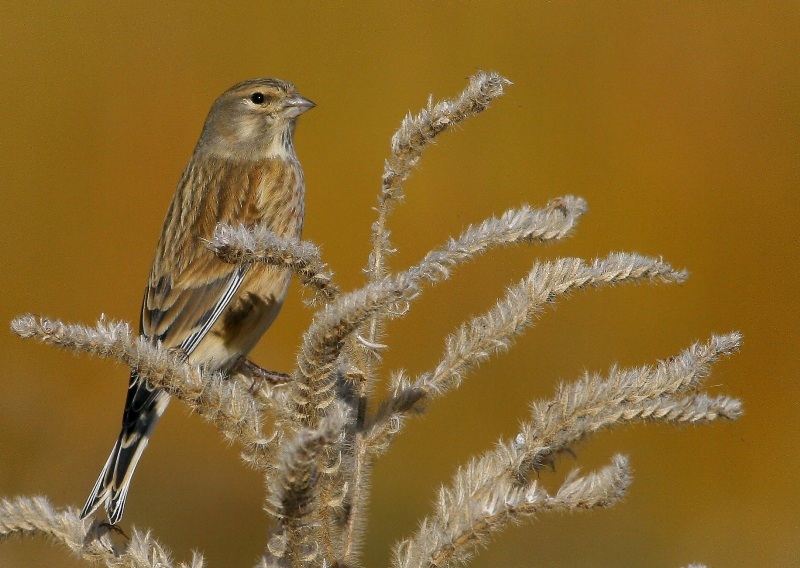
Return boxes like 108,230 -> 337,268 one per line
80,78 -> 314,524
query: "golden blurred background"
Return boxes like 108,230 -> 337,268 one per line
1,3 -> 798,567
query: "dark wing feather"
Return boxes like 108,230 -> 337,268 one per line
142,254 -> 248,354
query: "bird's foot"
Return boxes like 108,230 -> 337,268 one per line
233,357 -> 291,394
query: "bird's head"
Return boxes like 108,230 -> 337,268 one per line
199,78 -> 314,161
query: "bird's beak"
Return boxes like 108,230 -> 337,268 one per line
282,95 -> 316,118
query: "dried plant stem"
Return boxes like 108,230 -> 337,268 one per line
289,274 -> 413,428
265,404 -> 349,568
393,456 -> 631,568
394,334 -> 740,568
369,253 -> 688,451
361,71 -> 512,446
0,497 -> 203,568
0,497 -> 116,563
10,315 -> 267,451
404,196 -> 588,285
343,72 -> 511,562
513,333 -> 743,474
336,340 -> 372,564
367,71 -> 512,288
287,196 -> 591,563
422,254 -> 686,397
364,71 -> 512,417
341,196 -> 589,561
210,223 -> 339,304
291,197 -> 590,429
340,431 -> 368,565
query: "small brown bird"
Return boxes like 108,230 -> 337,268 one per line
81,78 -> 314,524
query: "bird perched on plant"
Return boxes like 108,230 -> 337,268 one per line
81,78 -> 314,524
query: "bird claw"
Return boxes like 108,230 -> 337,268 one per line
233,357 -> 291,394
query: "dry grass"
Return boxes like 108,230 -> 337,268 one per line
3,71 -> 741,568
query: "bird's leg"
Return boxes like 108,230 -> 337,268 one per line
98,521 -> 129,538
232,356 -> 291,393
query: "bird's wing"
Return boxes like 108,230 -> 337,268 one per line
141,251 -> 248,355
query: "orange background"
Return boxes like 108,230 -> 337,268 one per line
1,3 -> 798,567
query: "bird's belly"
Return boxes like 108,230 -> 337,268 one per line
189,266 -> 290,371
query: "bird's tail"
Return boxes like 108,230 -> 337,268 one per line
81,375 -> 170,524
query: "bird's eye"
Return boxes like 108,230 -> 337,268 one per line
250,92 -> 266,104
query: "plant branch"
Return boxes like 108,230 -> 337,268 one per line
10,315 -> 267,452
209,223 -> 339,305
